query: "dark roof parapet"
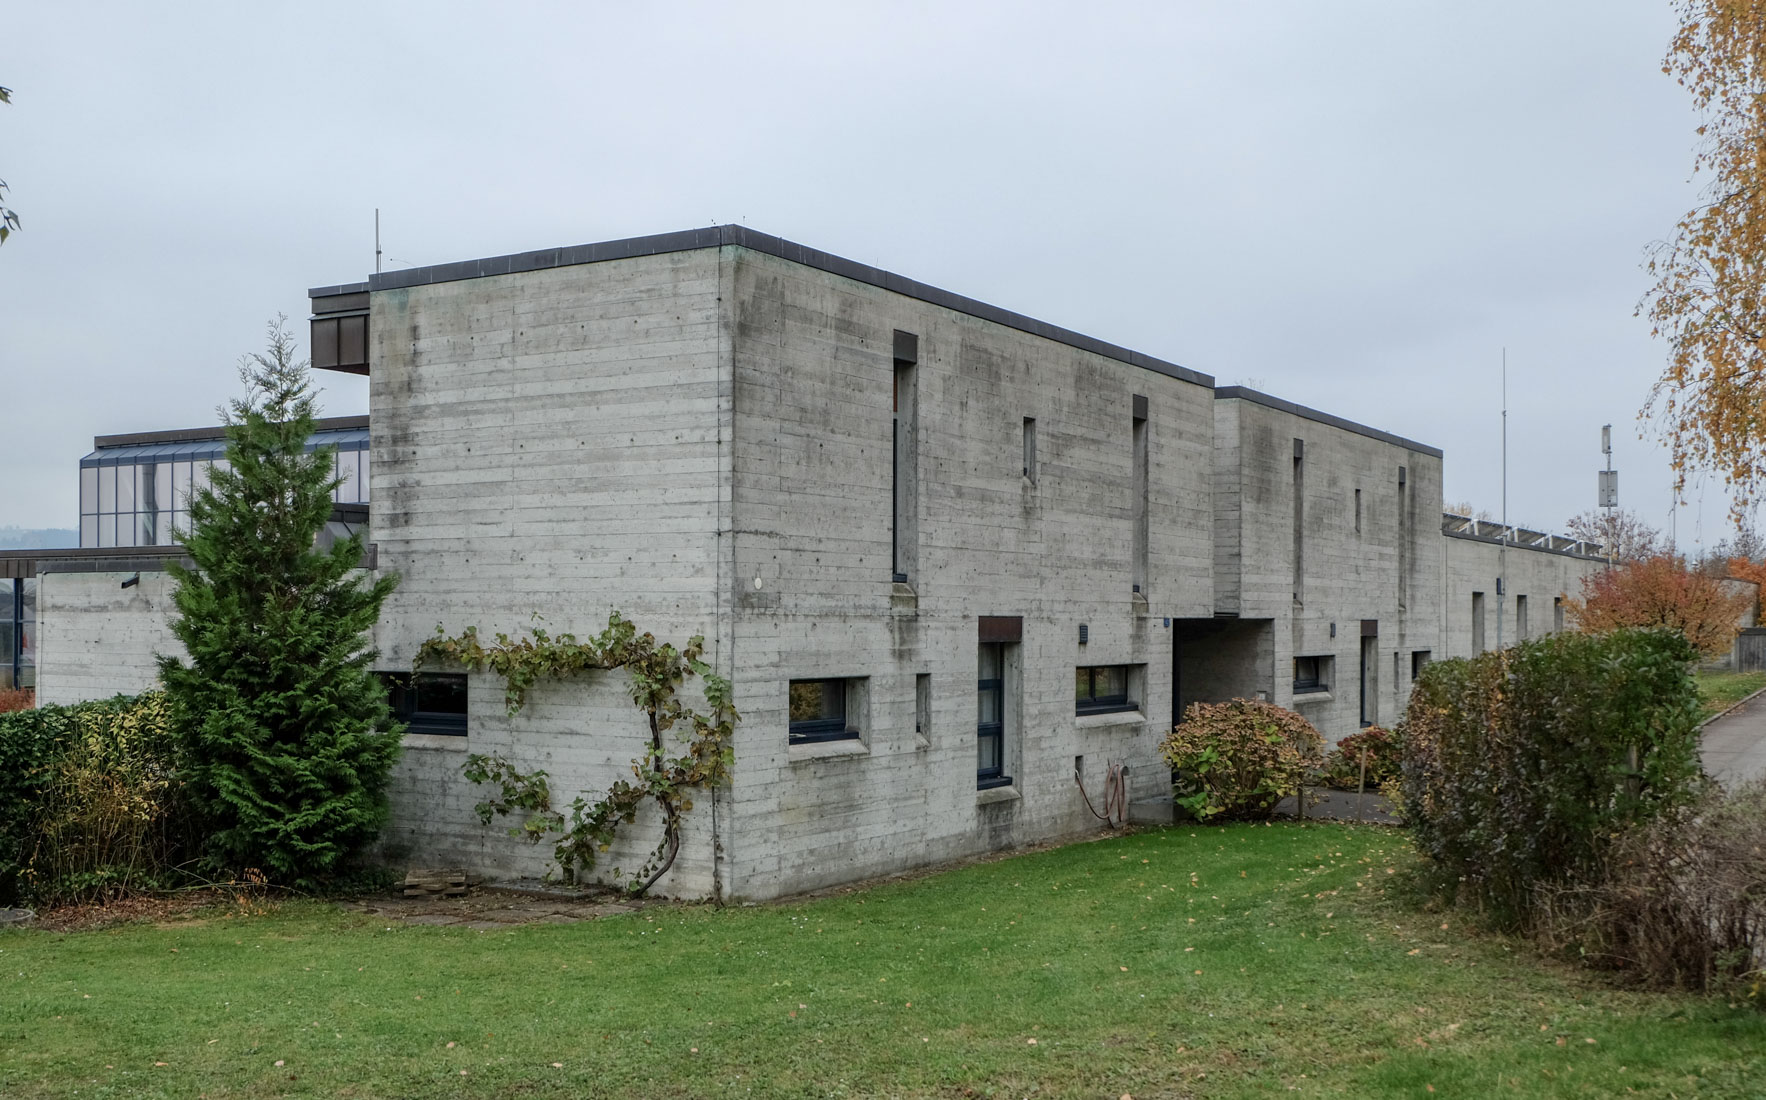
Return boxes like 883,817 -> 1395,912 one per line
308,225 -> 1215,389
93,415 -> 370,450
1215,386 -> 1443,457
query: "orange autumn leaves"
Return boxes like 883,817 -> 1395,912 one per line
1724,554 -> 1766,600
1644,2 -> 1766,519
1569,553 -> 1752,658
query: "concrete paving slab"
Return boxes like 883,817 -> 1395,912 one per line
1273,787 -> 1402,825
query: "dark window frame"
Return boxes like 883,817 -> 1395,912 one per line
788,678 -> 858,744
1075,664 -> 1137,715
379,671 -> 468,736
977,643 -> 1010,788
1293,656 -> 1329,694
1411,650 -> 1432,680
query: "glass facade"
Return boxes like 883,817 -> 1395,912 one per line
77,427 -> 370,549
1,578 -> 36,690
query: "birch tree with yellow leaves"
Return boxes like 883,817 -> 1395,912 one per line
1642,2 -> 1766,517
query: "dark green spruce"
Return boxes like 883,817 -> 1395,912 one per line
158,319 -> 400,888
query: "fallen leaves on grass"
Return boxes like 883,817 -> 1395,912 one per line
37,892 -> 225,932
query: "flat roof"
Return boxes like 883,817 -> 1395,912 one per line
84,420 -> 370,468
1214,386 -> 1443,458
94,414 -> 370,450
310,225 -> 1215,389
308,227 -> 1467,454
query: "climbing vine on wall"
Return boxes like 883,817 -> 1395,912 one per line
417,612 -> 737,897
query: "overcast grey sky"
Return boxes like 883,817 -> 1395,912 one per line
0,2 -> 1735,549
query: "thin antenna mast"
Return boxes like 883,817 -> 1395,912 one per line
1599,424 -> 1618,566
375,209 -> 382,275
1497,349 -> 1507,651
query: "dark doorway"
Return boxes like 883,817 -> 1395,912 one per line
1172,617 -> 1275,727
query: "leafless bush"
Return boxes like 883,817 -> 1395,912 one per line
1554,779 -> 1766,1003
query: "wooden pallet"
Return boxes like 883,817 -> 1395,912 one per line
401,869 -> 468,898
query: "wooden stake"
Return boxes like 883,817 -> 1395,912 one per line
1356,748 -> 1369,823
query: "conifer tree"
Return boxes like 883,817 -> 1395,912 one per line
159,318 -> 400,887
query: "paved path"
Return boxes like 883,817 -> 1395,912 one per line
1273,786 -> 1403,824
1700,691 -> 1766,786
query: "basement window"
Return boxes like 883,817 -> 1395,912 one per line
1075,665 -> 1138,715
789,678 -> 860,743
1293,656 -> 1332,695
380,672 -> 468,736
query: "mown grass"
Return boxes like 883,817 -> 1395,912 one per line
1,824 -> 1760,1098
1695,668 -> 1766,722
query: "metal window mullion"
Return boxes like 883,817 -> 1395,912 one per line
11,581 -> 20,691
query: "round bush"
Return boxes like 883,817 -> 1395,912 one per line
1321,726 -> 1400,790
1161,700 -> 1324,822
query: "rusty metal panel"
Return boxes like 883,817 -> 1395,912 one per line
978,615 -> 1022,644
311,290 -> 369,315
338,314 -> 368,370
311,315 -> 340,370
310,312 -> 369,375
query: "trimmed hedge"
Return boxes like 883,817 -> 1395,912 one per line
1399,628 -> 1704,930
0,692 -> 187,906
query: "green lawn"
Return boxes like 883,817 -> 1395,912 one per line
1695,668 -> 1766,722
2,825 -> 1760,1099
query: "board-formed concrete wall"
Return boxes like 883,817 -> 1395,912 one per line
720,246 -> 1216,898
1211,393 -> 1444,743
36,571 -> 179,706
1439,533 -> 1601,660
365,248 -> 732,897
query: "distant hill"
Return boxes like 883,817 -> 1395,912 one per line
0,526 -> 79,550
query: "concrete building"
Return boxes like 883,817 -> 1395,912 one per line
1439,515 -> 1609,660
1190,388 -> 1446,738
6,226 -> 1605,899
